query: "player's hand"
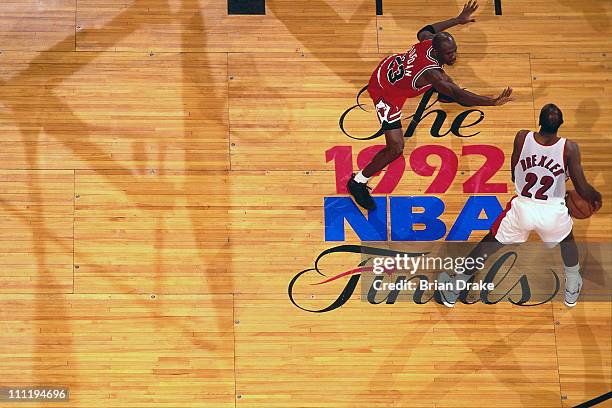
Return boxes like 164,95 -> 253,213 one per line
456,0 -> 478,25
493,87 -> 514,105
589,188 -> 603,213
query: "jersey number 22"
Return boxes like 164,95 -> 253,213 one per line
521,172 -> 554,200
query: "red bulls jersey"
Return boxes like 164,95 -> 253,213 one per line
369,39 -> 442,101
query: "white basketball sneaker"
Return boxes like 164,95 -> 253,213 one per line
437,271 -> 460,308
564,274 -> 583,307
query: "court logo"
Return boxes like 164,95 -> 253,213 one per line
288,86 -> 561,311
339,87 -> 484,140
288,245 -> 561,313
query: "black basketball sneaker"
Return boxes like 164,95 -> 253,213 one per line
347,173 -> 376,211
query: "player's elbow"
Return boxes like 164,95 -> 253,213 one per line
417,25 -> 435,41
441,87 -> 473,106
453,94 -> 476,107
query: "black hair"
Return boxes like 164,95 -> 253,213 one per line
539,104 -> 564,134
432,32 -> 455,50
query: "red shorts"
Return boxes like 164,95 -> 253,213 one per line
367,76 -> 406,126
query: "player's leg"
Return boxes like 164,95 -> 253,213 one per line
535,203 -> 580,307
347,127 -> 403,210
347,95 -> 404,210
438,197 -> 526,308
465,232 -> 506,271
438,232 -> 505,307
559,231 -> 582,307
362,127 -> 405,178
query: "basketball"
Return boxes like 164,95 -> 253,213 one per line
566,190 -> 595,219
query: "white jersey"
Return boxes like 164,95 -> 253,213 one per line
493,132 -> 572,246
514,131 -> 567,204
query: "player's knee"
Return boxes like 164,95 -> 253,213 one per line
561,230 -> 574,242
388,140 -> 404,158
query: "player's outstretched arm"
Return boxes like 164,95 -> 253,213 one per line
426,70 -> 514,106
566,141 -> 603,211
417,0 -> 479,41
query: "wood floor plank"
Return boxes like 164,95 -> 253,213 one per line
76,0 -> 378,53
552,301 -> 612,407
0,51 -> 229,171
74,170 -> 233,294
0,294 -> 235,407
0,170 -> 74,293
0,0 -> 76,51
235,295 -> 562,407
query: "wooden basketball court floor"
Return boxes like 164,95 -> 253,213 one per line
0,0 -> 610,407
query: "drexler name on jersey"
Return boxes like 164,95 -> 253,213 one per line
519,154 -> 565,177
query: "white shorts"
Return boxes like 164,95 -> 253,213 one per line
491,196 -> 573,247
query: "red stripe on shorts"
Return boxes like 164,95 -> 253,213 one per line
490,195 -> 517,236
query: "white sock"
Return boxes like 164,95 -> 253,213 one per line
564,263 -> 581,291
354,171 -> 370,184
